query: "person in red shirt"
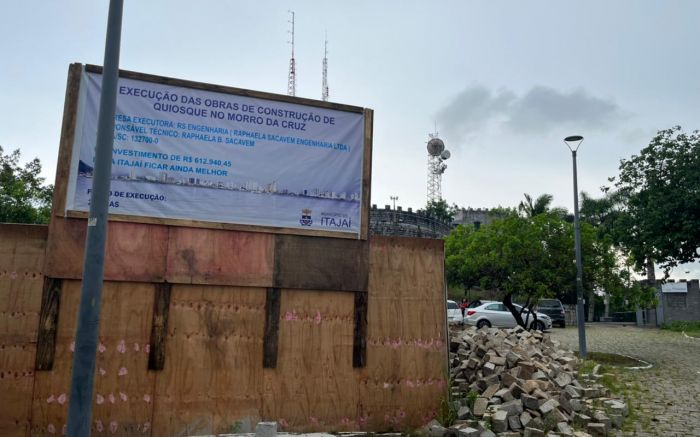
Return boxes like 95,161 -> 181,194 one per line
459,298 -> 469,317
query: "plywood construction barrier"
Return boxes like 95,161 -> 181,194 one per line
0,222 -> 447,436
0,63 -> 446,435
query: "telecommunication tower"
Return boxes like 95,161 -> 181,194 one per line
321,33 -> 329,101
426,131 -> 450,203
287,11 -> 296,96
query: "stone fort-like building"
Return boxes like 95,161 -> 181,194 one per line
369,205 -> 495,238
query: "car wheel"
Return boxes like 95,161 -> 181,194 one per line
476,319 -> 491,329
531,321 -> 545,331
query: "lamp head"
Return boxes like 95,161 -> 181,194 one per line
564,135 -> 584,151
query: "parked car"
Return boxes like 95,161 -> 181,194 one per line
464,302 -> 552,330
536,299 -> 566,327
466,299 -> 495,309
446,300 -> 464,324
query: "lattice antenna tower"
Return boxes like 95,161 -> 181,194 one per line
321,32 -> 329,101
287,10 -> 296,96
426,129 -> 451,204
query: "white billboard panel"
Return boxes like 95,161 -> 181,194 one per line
66,68 -> 366,236
661,282 -> 688,293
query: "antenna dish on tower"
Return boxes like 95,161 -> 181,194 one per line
426,130 -> 451,203
427,138 -> 445,156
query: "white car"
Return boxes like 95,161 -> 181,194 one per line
447,300 -> 464,324
464,301 -> 552,330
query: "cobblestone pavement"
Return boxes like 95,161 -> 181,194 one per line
549,324 -> 700,437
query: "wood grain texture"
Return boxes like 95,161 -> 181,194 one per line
151,285 -> 266,437
358,236 -> 448,431
166,227 -> 274,287
262,288 -> 281,369
262,289 -> 358,432
50,63 -> 83,217
30,281 -> 157,436
35,278 -> 62,371
44,217 -> 169,281
273,235 -> 369,292
360,109 -> 374,241
0,224 -> 47,437
148,283 -> 171,371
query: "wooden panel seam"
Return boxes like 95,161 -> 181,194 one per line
148,282 -> 172,371
35,277 -> 62,371
262,287 -> 281,368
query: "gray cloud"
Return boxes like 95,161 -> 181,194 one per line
436,85 -> 627,144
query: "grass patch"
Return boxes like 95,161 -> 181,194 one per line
661,320 -> 700,337
576,352 -> 655,432
575,351 -> 644,367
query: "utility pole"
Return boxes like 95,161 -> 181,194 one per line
66,1 -> 123,435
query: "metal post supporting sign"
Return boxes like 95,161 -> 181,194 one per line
66,1 -> 124,435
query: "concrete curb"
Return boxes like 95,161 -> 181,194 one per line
682,331 -> 700,340
619,353 -> 653,370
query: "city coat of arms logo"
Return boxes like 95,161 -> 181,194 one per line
300,208 -> 313,226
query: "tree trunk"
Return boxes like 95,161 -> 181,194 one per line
503,293 -> 538,330
587,289 -> 595,322
646,259 -> 656,285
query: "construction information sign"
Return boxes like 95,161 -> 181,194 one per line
66,68 -> 366,235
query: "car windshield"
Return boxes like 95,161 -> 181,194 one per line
447,301 -> 458,309
539,300 -> 561,308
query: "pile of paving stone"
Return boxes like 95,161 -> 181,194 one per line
431,326 -> 628,437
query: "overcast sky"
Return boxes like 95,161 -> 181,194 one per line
2,1 -> 699,276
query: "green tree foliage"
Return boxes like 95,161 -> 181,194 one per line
0,146 -> 53,224
518,193 -> 553,217
613,126 -> 700,276
518,193 -> 571,221
445,211 -> 633,327
422,198 -> 456,223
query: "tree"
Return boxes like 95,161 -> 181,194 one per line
445,212 -> 568,328
518,193 -> 552,217
0,146 -> 53,224
445,210 -> 634,326
422,198 -> 456,223
613,126 -> 700,278
518,193 -> 571,221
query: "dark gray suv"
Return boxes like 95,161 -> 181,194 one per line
536,299 -> 566,327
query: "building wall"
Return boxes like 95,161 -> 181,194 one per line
452,207 -> 496,229
369,205 -> 497,239
660,279 -> 700,324
369,205 -> 452,238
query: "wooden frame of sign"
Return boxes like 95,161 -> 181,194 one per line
51,63 -> 373,240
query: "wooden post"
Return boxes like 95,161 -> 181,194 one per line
353,291 -> 368,368
35,278 -> 62,371
263,287 -> 281,368
148,283 -> 172,370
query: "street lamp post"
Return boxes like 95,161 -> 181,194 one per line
564,135 -> 588,358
